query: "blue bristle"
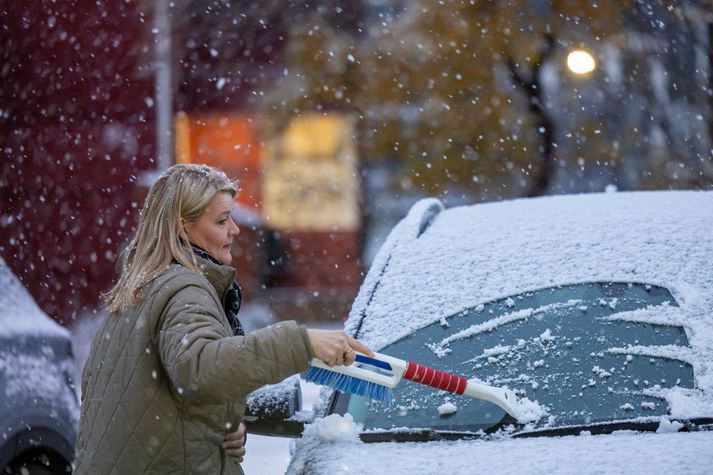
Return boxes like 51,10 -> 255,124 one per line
303,365 -> 394,404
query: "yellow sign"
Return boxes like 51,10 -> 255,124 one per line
262,114 -> 360,232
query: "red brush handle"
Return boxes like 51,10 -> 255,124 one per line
403,362 -> 467,395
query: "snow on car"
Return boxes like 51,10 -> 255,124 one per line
0,257 -> 79,473
284,190 -> 713,474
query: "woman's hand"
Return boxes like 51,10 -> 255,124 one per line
307,329 -> 374,367
223,422 -> 246,464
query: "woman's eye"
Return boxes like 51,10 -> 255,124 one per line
218,219 -> 227,225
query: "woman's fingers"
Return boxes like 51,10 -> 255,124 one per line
348,336 -> 374,357
307,329 -> 343,365
224,423 -> 245,443
223,423 -> 246,462
343,347 -> 356,365
224,430 -> 244,443
307,329 -> 374,367
342,337 -> 372,366
225,445 -> 246,459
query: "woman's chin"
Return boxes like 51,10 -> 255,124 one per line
219,251 -> 233,265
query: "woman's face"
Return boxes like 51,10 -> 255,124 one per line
184,192 -> 240,265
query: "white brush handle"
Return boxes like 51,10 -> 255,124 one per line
310,352 -> 521,418
400,360 -> 521,418
463,380 -> 520,418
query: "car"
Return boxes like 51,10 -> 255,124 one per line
0,257 -> 79,474
248,190 -> 713,474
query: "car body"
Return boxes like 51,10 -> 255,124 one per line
0,257 -> 79,474
281,190 -> 713,474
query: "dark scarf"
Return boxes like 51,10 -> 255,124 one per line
191,245 -> 244,336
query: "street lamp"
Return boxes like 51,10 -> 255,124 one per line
566,50 -> 596,75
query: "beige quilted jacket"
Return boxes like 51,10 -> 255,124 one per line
74,256 -> 314,474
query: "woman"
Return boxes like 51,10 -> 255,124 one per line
74,164 -> 371,474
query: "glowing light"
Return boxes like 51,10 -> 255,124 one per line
567,50 -> 596,75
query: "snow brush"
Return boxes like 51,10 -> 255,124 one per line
303,351 -> 521,419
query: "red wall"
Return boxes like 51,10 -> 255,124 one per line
0,1 -> 156,324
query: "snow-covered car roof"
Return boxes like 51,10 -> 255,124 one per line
346,191 -> 713,395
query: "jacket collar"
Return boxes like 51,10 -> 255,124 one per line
191,246 -> 236,299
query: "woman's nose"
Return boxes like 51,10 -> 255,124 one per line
230,218 -> 240,237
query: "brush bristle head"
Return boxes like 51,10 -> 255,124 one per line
303,365 -> 394,404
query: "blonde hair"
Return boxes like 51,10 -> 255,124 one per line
105,164 -> 237,314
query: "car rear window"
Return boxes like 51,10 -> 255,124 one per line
341,282 -> 694,433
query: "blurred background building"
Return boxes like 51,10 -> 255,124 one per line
1,0 -> 713,327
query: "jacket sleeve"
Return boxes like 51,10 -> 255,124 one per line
156,281 -> 315,405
